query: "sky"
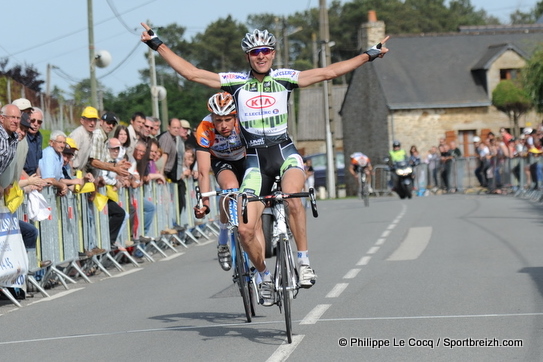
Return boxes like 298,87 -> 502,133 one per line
1,0 -> 538,97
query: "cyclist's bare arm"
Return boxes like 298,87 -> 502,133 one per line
298,36 -> 389,88
141,23 -> 221,89
194,150 -> 212,218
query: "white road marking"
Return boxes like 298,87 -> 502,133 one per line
375,238 -> 386,245
367,246 -> 380,255
29,288 -> 85,305
326,283 -> 349,298
109,268 -> 144,278
300,304 -> 331,325
381,230 -> 391,237
356,256 -> 371,266
266,335 -> 305,362
343,269 -> 361,279
387,227 -> 432,261
160,253 -> 185,261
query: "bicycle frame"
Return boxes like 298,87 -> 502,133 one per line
241,176 -> 318,343
195,187 -> 256,322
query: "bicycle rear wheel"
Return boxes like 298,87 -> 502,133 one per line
232,228 -> 252,323
278,233 -> 293,343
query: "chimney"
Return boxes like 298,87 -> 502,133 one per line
358,10 -> 386,51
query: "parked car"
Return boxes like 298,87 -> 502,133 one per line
304,152 -> 345,190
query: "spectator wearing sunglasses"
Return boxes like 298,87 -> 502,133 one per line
15,99 -> 43,176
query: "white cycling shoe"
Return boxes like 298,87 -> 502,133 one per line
299,265 -> 317,288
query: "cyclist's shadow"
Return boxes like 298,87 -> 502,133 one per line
149,311 -> 288,344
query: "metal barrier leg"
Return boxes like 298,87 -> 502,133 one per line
147,240 -> 169,258
185,230 -> 201,245
114,250 -> 142,267
50,266 -> 79,286
104,253 -> 125,272
156,235 -> 180,253
90,255 -> 112,277
65,260 -> 92,284
27,276 -> 50,298
195,225 -> 211,240
136,244 -> 155,262
0,287 -> 22,307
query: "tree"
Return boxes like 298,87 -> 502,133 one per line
522,47 -> 543,114
492,80 -> 533,137
0,58 -> 44,92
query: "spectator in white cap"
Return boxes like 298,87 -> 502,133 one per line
12,98 -> 33,114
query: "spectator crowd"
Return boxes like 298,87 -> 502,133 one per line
0,98 -> 199,300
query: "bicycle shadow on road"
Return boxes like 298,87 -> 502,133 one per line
518,267 -> 543,301
149,311 -> 289,345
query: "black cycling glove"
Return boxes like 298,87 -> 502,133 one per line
364,43 -> 382,62
145,28 -> 163,51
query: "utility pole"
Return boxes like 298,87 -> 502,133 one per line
87,0 -> 97,109
319,0 -> 337,198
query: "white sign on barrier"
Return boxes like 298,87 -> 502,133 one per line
0,205 -> 28,288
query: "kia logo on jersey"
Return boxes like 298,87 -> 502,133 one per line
245,95 -> 276,109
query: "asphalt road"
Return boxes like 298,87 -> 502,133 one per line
1,194 -> 542,361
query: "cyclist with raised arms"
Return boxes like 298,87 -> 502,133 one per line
193,92 -> 246,272
141,23 -> 389,305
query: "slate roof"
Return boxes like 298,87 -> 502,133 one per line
368,28 -> 543,110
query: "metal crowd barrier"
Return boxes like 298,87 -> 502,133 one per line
373,154 -> 537,196
3,176 -> 221,300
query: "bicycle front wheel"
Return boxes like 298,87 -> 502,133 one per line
232,227 -> 252,323
362,183 -> 370,207
278,233 -> 293,343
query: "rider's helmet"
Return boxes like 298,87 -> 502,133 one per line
392,140 -> 401,148
207,92 -> 236,116
241,29 -> 276,53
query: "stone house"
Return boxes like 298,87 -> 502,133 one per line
296,12 -> 543,195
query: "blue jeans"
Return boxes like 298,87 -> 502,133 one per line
143,199 -> 156,235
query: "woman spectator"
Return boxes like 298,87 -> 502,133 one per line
409,145 -> 421,166
114,125 -> 131,160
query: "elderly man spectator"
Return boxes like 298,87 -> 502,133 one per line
0,110 -> 50,273
99,138 -> 130,250
0,104 -> 21,178
69,106 -> 99,173
151,117 -> 161,137
21,103 -> 44,176
38,130 -> 69,196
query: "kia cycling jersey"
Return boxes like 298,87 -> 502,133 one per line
195,114 -> 245,161
219,69 -> 299,148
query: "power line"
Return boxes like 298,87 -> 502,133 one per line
8,0 -> 155,57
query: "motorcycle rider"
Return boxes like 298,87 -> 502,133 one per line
388,140 -> 409,192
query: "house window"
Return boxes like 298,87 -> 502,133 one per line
458,130 -> 477,156
500,69 -> 519,80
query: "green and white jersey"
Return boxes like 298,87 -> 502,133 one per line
219,69 -> 299,148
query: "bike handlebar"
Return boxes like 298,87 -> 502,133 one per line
242,188 -> 319,223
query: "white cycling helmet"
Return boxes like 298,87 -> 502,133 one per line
207,92 -> 236,116
241,29 -> 276,53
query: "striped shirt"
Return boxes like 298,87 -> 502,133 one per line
0,125 -> 19,177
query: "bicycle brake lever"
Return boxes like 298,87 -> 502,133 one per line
309,188 -> 319,218
241,193 -> 248,224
